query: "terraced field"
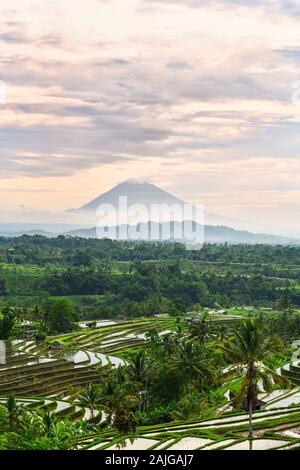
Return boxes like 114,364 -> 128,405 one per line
281,340 -> 300,385
76,386 -> 300,451
0,317 -> 182,399
0,395 -> 104,423
0,317 -> 188,428
2,315 -> 299,450
73,337 -> 300,451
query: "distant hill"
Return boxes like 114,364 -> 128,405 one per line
0,223 -> 89,238
1,222 -> 299,245
64,222 -> 300,245
2,181 -> 299,245
0,229 -> 54,238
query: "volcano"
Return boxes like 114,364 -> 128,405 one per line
69,179 -> 186,212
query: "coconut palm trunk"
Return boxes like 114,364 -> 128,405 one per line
248,364 -> 254,437
248,398 -> 253,451
6,394 -> 17,432
248,397 -> 253,438
247,362 -> 255,450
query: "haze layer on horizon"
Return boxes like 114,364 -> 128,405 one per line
0,0 -> 300,236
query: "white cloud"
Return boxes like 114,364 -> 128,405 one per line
0,0 -> 299,228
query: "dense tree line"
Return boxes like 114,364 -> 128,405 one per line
1,235 -> 300,266
1,236 -> 300,317
39,263 -> 296,314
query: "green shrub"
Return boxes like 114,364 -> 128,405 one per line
0,405 -> 8,433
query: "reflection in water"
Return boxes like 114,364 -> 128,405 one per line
0,340 -> 6,365
0,340 -> 57,370
78,320 -> 116,329
87,351 -> 101,365
62,350 -> 125,368
1,338 -> 125,372
64,350 -> 89,364
0,340 -> 23,365
109,355 -> 125,368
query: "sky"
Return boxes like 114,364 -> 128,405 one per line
0,0 -> 300,235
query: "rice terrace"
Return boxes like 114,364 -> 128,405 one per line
0,237 -> 300,451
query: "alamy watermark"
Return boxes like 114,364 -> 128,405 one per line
0,81 -> 6,105
291,80 -> 300,104
96,197 -> 204,250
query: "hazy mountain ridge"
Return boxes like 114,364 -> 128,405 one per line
2,181 -> 299,245
0,229 -> 55,238
64,222 -> 300,245
1,222 -> 299,245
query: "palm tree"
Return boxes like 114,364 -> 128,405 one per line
161,333 -> 176,355
189,311 -> 211,347
127,350 -> 152,412
6,394 -> 21,432
42,410 -> 56,436
18,410 -> 44,436
145,329 -> 160,346
0,307 -> 18,340
33,304 -> 48,334
171,392 -> 209,421
127,350 -> 151,386
276,295 -> 294,344
170,340 -> 215,389
19,306 -> 31,338
51,420 -> 84,450
77,384 -> 101,422
218,319 -> 285,446
114,364 -> 128,386
100,379 -> 139,426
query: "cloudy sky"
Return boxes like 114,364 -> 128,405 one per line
1,0 -> 300,234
